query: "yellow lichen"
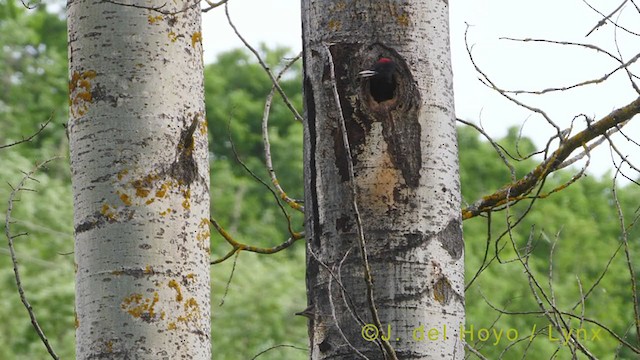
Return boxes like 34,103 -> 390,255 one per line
121,292 -> 160,320
155,182 -> 169,198
148,15 -> 163,25
69,70 -> 97,117
182,188 -> 191,210
118,192 -> 132,206
101,203 -> 117,221
117,169 -> 128,181
191,32 -> 202,48
168,279 -> 183,302
175,297 -> 201,325
168,31 -> 178,42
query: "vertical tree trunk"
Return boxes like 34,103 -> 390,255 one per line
302,0 -> 464,358
68,1 -> 210,358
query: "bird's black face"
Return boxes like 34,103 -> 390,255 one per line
372,59 -> 396,83
361,58 -> 396,102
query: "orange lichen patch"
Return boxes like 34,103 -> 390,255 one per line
191,32 -> 202,48
176,297 -> 200,324
105,340 -> 113,353
69,70 -> 97,117
116,169 -> 129,181
182,188 -> 191,210
121,292 -> 161,320
144,265 -> 153,274
196,217 -> 210,245
168,31 -> 178,42
101,202 -> 117,221
135,187 -> 150,198
167,322 -> 177,330
118,192 -> 132,206
148,15 -> 163,24
155,181 -> 170,198
159,207 -> 172,216
185,273 -> 195,281
168,279 -> 183,302
132,173 -> 158,199
111,270 -> 124,275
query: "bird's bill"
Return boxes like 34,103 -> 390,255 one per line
358,70 -> 378,78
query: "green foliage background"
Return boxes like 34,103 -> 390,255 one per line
0,3 -> 638,359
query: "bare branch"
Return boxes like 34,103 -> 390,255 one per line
218,250 -> 239,306
226,116 -> 299,238
497,38 -> 640,95
464,24 -> 562,136
0,116 -> 52,150
611,161 -> 640,343
5,158 -> 61,360
202,0 -> 228,12
225,3 -> 303,122
463,96 -> 640,220
262,52 -> 305,213
249,344 -> 307,360
209,217 -> 303,265
583,0 -> 637,37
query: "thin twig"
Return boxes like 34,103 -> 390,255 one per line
226,116 -> 298,238
611,159 -> 640,343
209,217 -> 304,264
218,250 -> 240,306
497,38 -> 640,95
225,3 -> 303,122
462,95 -> 640,220
0,116 -> 52,150
250,344 -> 307,360
262,52 -> 305,212
6,158 -> 61,360
584,0 -> 632,37
323,43 -> 397,360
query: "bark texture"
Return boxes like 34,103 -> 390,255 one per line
68,1 -> 210,358
302,1 -> 464,358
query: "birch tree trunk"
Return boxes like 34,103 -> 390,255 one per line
302,0 -> 464,358
68,1 -> 210,358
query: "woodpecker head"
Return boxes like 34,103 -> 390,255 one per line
358,57 -> 396,83
359,57 -> 396,102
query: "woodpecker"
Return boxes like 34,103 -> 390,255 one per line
359,57 -> 396,102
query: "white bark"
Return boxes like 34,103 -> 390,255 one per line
68,1 -> 210,358
302,0 -> 464,358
